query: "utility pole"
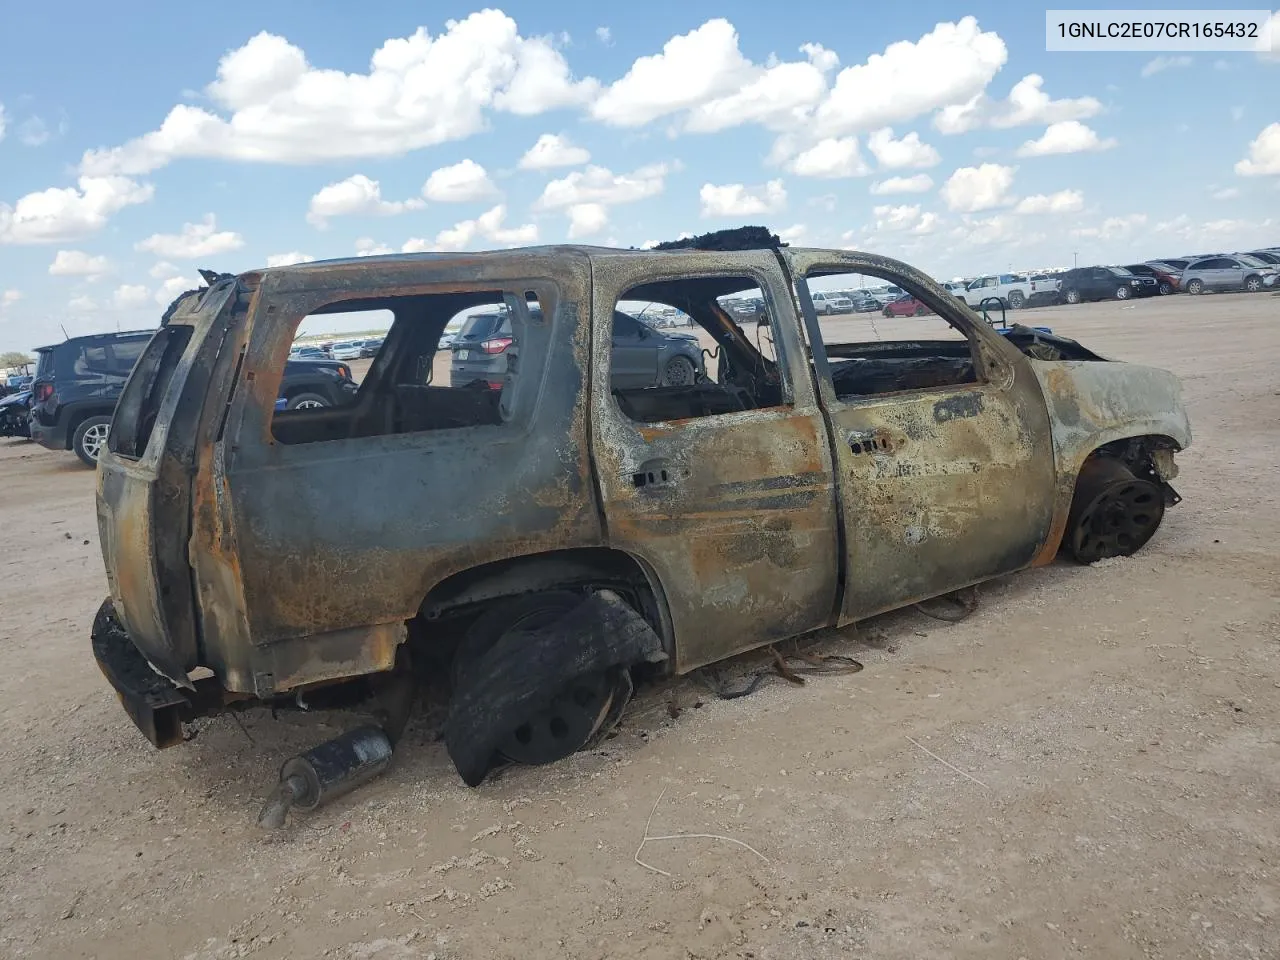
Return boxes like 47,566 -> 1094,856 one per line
1073,250 -> 1079,268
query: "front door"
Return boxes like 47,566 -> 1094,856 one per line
609,311 -> 659,388
589,250 -> 841,673
782,250 -> 1059,623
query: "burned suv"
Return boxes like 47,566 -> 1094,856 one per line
90,238 -> 1190,819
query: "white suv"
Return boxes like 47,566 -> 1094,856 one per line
811,292 -> 854,314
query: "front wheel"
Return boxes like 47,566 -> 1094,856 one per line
1007,290 -> 1026,309
914,305 -> 927,316
1065,458 -> 1166,564
1158,281 -> 1173,296
882,307 -> 892,318
661,355 -> 697,387
1064,288 -> 1081,304
1186,279 -> 1204,295
1115,285 -> 1131,300
1244,275 -> 1263,293
72,415 -> 113,467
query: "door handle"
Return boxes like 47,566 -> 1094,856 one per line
631,458 -> 682,489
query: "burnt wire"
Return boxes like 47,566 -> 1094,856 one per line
699,645 -> 863,700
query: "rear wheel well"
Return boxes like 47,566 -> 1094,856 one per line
414,548 -> 673,670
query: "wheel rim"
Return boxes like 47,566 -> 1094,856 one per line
1189,281 -> 1202,294
1116,287 -> 1129,300
293,398 -> 326,409
497,669 -> 625,765
1067,290 -> 1080,304
1010,294 -> 1024,309
81,422 -> 108,461
1069,462 -> 1165,563
663,357 -> 696,387
1246,278 -> 1260,292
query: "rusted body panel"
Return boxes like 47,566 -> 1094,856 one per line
1029,359 -> 1192,563
589,249 -> 841,673
206,252 -> 601,695
781,248 -> 1058,621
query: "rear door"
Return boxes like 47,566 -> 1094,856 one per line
589,250 -> 841,673
782,249 -> 1058,623
609,312 -> 659,388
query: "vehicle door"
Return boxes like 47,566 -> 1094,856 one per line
782,249 -> 1058,623
966,276 -> 997,304
1214,257 -> 1245,289
589,250 -> 841,673
610,311 -> 660,389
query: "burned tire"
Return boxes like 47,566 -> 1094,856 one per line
444,589 -> 661,786
661,355 -> 697,387
1065,457 -> 1166,564
72,415 -> 112,467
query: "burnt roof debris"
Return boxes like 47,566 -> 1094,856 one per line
652,226 -> 787,253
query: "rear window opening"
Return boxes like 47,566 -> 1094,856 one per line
109,326 -> 193,459
269,288 -> 550,446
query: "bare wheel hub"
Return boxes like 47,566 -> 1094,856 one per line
1067,458 -> 1166,563
498,668 -> 630,765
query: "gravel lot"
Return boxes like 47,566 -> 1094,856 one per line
1,293 -> 1278,960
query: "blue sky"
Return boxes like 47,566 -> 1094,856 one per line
1,2 -> 1277,351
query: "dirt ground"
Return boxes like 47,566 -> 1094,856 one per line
2,293 -> 1278,960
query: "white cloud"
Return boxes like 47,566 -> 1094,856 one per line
816,18 -> 1007,138
934,74 -> 1101,135
0,176 -> 153,244
873,204 -> 922,231
684,42 -> 838,134
1,289 -> 21,309
306,174 -> 424,227
1141,55 -> 1192,78
18,116 -> 50,146
1014,189 -> 1084,215
940,164 -> 1016,213
1210,186 -> 1241,200
568,202 -> 609,238
779,224 -> 807,243
49,250 -> 112,279
518,133 -> 590,170
1071,213 -> 1147,240
135,214 -> 245,259
149,261 -> 182,280
1260,11 -> 1279,60
112,284 -> 151,309
422,159 -> 498,202
596,26 -> 613,45
699,179 -> 786,217
355,237 -> 396,257
266,251 -> 316,267
535,163 -> 668,209
68,295 -> 98,313
154,275 -> 196,306
1235,123 -> 1280,176
79,12 -> 599,176
1016,121 -> 1117,157
788,138 -> 869,178
952,214 -> 1028,248
870,174 -> 934,195
866,128 -> 940,169
408,203 -> 539,252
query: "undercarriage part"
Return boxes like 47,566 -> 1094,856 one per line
914,585 -> 980,622
443,589 -> 666,787
1066,457 -> 1167,564
699,646 -> 864,700
257,725 -> 394,829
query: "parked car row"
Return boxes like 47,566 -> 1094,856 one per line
289,336 -> 385,361
21,330 -> 359,466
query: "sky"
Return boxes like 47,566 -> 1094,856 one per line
1,2 -> 1278,352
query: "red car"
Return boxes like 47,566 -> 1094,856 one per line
882,294 -> 933,317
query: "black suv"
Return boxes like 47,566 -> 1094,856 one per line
31,329 -> 357,466
30,330 -> 158,465
1057,266 -> 1158,304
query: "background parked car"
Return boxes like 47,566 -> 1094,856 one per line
1243,250 -> 1280,267
882,294 -> 933,317
289,344 -> 328,360
329,340 -> 364,360
0,390 -> 31,438
450,308 -> 705,391
1123,263 -> 1180,295
1181,255 -> 1278,294
360,337 -> 384,358
810,291 -> 854,314
1057,266 -> 1156,304
29,329 -> 156,466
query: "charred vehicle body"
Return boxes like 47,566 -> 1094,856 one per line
91,235 -> 1190,820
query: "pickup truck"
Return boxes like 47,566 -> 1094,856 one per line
89,237 -> 1190,816
959,273 -> 1060,310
